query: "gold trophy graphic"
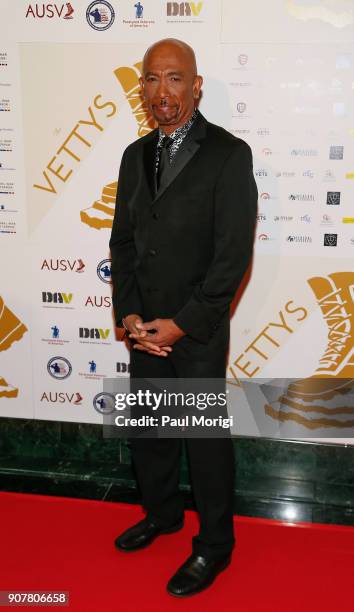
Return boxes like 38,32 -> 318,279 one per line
80,181 -> 117,230
265,272 -> 354,429
80,62 -> 155,230
0,296 -> 28,399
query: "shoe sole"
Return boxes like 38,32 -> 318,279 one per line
115,520 -> 184,552
166,557 -> 231,598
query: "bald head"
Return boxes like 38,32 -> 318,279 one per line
140,38 -> 203,134
142,38 -> 198,75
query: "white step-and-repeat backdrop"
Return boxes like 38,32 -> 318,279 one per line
0,1 -> 353,441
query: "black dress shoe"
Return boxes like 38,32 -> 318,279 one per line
166,552 -> 231,597
114,517 -> 184,552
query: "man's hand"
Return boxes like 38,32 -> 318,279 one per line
129,318 -> 185,356
123,314 -> 175,358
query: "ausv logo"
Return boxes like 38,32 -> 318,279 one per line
167,2 -> 203,17
265,272 -> 354,431
41,392 -> 83,404
42,291 -> 73,306
41,258 -> 85,272
79,327 -> 110,341
25,3 -> 74,19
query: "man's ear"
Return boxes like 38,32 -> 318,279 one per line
193,75 -> 203,100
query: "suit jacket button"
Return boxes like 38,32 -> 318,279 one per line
152,212 -> 159,220
149,248 -> 157,256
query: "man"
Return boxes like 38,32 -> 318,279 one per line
109,38 -> 257,597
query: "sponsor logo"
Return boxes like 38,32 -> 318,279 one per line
84,295 -> 112,308
25,3 -> 74,19
324,233 -> 338,246
230,82 -> 252,88
79,327 -> 111,342
93,392 -> 115,414
286,235 -> 312,243
238,54 -> 248,66
86,1 -> 115,30
236,102 -> 246,114
275,171 -> 296,178
255,169 -> 268,177
302,170 -> 314,178
256,128 -> 270,137
257,213 -> 266,222
47,356 -> 72,380
41,258 -> 85,272
166,2 -> 203,17
42,291 -> 73,308
343,217 -> 354,224
123,2 -> 156,27
326,191 -> 340,206
274,215 -> 293,222
320,214 -> 334,226
134,1 -> 143,18
41,391 -> 83,404
42,324 -> 70,346
97,258 -> 111,283
288,194 -> 315,202
300,214 -> 311,223
116,362 -> 130,374
329,145 -> 344,160
258,233 -> 274,241
79,360 -> 106,380
323,169 -> 336,182
291,149 -> 318,157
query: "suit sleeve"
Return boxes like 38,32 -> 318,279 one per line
109,149 -> 143,327
173,141 -> 258,344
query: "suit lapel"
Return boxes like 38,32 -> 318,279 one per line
154,139 -> 201,202
142,112 -> 208,205
154,113 -> 207,204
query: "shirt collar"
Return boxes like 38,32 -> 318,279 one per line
158,108 -> 199,144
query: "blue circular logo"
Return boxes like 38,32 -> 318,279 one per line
97,258 -> 111,283
93,392 -> 115,414
86,1 -> 115,30
47,356 -> 72,380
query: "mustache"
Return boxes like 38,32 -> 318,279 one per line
151,98 -> 177,107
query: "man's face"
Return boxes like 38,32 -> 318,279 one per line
140,44 -> 203,133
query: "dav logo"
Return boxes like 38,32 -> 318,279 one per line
42,291 -> 73,305
79,327 -> 110,341
166,2 -> 203,17
25,3 -> 74,18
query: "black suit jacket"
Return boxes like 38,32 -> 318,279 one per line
109,112 -> 258,351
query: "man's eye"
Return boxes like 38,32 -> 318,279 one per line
146,77 -> 157,82
170,77 -> 181,81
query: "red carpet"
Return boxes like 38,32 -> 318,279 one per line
1,491 -> 354,611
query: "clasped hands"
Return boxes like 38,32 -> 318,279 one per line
122,314 -> 186,357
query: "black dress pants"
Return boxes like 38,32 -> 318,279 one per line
129,337 -> 235,560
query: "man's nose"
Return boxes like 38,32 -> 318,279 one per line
156,77 -> 170,99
